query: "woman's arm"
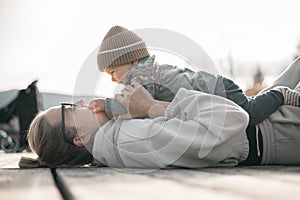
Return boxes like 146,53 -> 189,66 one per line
115,80 -> 169,119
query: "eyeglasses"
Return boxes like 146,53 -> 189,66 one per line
60,103 -> 77,144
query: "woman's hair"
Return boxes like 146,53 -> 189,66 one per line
19,111 -> 94,168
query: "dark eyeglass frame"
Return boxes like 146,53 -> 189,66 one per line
60,102 -> 77,144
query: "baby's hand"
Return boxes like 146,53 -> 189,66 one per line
88,98 -> 105,114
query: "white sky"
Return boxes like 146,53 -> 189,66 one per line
1,0 -> 300,96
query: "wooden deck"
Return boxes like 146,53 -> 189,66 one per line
1,151 -> 300,200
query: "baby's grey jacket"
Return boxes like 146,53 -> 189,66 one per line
104,55 -> 232,118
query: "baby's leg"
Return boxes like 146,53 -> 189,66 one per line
260,57 -> 300,93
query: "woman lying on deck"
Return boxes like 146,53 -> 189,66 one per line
19,57 -> 300,168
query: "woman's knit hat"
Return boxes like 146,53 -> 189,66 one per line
97,25 -> 150,70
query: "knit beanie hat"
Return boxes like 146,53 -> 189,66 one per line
97,25 -> 150,70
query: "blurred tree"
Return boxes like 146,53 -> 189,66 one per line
253,65 -> 264,86
245,65 -> 267,96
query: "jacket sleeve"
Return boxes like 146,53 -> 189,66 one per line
163,88 -> 249,162
104,98 -> 127,119
154,65 -> 230,102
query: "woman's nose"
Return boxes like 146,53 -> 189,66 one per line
74,99 -> 87,107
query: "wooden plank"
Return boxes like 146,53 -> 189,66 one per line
0,168 -> 62,200
141,166 -> 300,200
0,151 -> 62,199
202,165 -> 300,184
57,167 -> 254,200
57,166 -> 300,200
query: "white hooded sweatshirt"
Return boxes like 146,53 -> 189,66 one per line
93,88 -> 249,169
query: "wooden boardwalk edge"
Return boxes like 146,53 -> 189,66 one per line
2,151 -> 300,200
56,166 -> 300,200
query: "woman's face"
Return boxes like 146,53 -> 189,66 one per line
45,99 -> 109,135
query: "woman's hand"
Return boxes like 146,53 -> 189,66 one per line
115,80 -> 170,119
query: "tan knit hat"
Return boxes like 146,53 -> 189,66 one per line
97,26 -> 150,70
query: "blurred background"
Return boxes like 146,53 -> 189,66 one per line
1,0 -> 300,107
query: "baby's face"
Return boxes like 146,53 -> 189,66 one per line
105,61 -> 137,84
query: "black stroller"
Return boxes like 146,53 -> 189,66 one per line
0,80 -> 43,152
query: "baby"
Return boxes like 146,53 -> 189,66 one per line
90,25 -> 300,125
